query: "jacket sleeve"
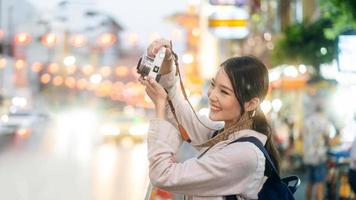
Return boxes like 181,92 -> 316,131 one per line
148,118 -> 262,197
158,66 -> 223,148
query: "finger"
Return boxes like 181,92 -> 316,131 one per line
138,76 -> 145,83
145,87 -> 152,96
147,77 -> 165,92
147,41 -> 159,57
146,77 -> 155,85
139,77 -> 151,87
160,39 -> 171,49
158,40 -> 172,52
157,39 -> 173,60
145,88 -> 154,101
148,39 -> 164,55
149,39 -> 171,56
138,78 -> 147,86
151,45 -> 163,56
144,78 -> 156,91
146,42 -> 153,56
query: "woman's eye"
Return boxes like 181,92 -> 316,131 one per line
221,90 -> 229,95
210,81 -> 215,87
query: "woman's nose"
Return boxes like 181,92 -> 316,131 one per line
208,88 -> 217,102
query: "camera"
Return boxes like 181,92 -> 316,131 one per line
136,47 -> 166,82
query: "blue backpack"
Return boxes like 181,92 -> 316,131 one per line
225,136 -> 301,200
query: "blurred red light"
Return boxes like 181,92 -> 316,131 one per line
97,33 -> 116,48
14,32 -> 32,46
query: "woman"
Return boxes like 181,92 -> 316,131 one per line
140,39 -> 280,200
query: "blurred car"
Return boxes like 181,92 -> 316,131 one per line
0,111 -> 49,138
0,113 -> 15,136
99,114 -> 149,144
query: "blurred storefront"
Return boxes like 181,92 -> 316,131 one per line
0,0 -> 130,112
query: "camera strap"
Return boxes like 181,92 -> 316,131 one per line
165,91 -> 191,143
165,41 -> 217,143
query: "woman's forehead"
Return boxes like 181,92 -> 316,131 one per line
214,68 -> 227,80
214,68 -> 233,87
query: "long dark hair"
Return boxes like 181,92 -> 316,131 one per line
221,56 -> 281,173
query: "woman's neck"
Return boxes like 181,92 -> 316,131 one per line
224,118 -> 240,130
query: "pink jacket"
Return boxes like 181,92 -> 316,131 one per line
147,69 -> 267,200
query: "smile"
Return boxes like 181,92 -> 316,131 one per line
210,104 -> 222,112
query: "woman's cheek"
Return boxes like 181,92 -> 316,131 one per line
207,87 -> 211,96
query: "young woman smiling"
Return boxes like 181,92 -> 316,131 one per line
140,38 -> 280,200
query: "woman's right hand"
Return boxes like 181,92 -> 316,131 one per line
138,76 -> 167,119
147,38 -> 174,75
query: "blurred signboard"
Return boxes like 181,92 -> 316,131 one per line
209,0 -> 247,6
208,7 -> 249,39
338,34 -> 356,73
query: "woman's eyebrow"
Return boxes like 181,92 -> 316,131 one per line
219,84 -> 233,92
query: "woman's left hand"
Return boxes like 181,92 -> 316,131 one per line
139,76 -> 167,118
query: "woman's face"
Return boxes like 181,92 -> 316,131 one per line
207,68 -> 242,127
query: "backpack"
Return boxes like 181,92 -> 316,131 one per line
225,136 -> 301,200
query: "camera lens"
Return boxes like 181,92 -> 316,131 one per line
136,57 -> 142,72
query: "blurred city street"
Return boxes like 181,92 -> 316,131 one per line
0,101 -> 150,200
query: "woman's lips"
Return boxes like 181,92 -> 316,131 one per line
210,104 -> 222,112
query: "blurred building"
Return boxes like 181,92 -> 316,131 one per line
0,0 -> 40,56
0,0 -> 41,110
48,1 -> 123,66
170,0 -> 321,80
0,0 -> 125,111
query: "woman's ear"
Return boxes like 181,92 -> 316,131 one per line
244,97 -> 260,112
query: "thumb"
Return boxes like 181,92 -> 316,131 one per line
164,47 -> 173,61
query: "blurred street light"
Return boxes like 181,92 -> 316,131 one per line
0,58 -> 6,68
90,74 -> 102,84
31,62 -> 43,72
41,33 -> 58,48
182,53 -> 194,64
15,59 -> 25,70
63,55 -> 76,66
0,29 -> 4,40
115,66 -> 129,77
272,98 -> 283,112
261,100 -> 272,114
70,34 -> 87,48
14,32 -> 31,46
126,33 -> 139,47
82,64 -> 94,75
99,66 -> 112,77
48,63 -> 59,74
53,75 -> 64,86
97,33 -> 116,48
298,64 -> 307,74
40,73 -> 51,84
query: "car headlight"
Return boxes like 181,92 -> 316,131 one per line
16,128 -> 31,138
1,114 -> 9,123
12,96 -> 27,108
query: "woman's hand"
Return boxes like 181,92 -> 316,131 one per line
139,76 -> 167,118
147,38 -> 174,75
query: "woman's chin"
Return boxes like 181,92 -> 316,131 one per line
209,112 -> 220,121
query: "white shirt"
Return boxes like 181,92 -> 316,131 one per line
302,112 -> 331,165
147,68 -> 267,200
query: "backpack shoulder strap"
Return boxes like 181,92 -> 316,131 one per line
228,136 -> 280,179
